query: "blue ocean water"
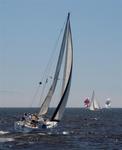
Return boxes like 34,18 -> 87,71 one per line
0,108 -> 122,150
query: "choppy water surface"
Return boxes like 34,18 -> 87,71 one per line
0,108 -> 122,150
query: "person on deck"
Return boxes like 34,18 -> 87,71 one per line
30,114 -> 38,127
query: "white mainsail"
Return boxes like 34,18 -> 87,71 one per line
38,13 -> 73,119
89,90 -> 100,111
51,13 -> 73,121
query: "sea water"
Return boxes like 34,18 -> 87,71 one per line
0,108 -> 122,150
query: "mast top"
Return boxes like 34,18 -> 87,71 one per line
67,12 -> 70,20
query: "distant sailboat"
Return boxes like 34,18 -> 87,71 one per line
89,90 -> 101,111
14,13 -> 73,132
105,98 -> 111,108
84,97 -> 90,108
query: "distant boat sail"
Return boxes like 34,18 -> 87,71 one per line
105,98 -> 111,108
84,98 -> 90,108
89,90 -> 101,111
14,13 -> 73,132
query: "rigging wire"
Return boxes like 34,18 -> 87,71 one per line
30,18 -> 67,108
38,20 -> 66,107
30,84 -> 40,107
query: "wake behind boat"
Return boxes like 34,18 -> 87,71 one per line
14,13 -> 73,132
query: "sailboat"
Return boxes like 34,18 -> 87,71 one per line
89,90 -> 101,111
14,13 -> 73,132
105,98 -> 111,108
84,97 -> 90,108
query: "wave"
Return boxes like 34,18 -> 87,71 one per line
0,130 -> 9,135
38,132 -> 47,135
62,131 -> 69,135
37,130 -> 69,136
0,137 -> 14,142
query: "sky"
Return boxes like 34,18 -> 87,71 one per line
0,0 -> 122,107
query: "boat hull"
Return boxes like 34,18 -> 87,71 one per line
42,121 -> 57,129
14,120 -> 58,133
14,121 -> 39,133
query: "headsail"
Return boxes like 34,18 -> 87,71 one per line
89,90 -> 100,111
38,13 -> 72,117
51,13 -> 73,121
